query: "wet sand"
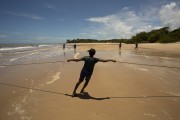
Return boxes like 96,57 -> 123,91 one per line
0,43 -> 180,120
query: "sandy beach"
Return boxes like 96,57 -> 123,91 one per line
0,43 -> 180,120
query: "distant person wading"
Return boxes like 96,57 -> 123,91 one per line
74,44 -> 76,50
119,42 -> 122,49
63,44 -> 65,50
135,42 -> 138,49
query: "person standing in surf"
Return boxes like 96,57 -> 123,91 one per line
63,43 -> 65,50
119,42 -> 122,49
67,48 -> 116,97
135,42 -> 138,49
73,44 -> 76,50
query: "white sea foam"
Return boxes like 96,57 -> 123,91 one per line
137,100 -> 146,104
27,52 -> 38,56
160,90 -> 180,96
46,72 -> 61,84
21,116 -> 32,120
14,104 -> 25,114
144,113 -> 156,117
9,58 -> 18,62
126,64 -> 149,72
22,96 -> 27,103
9,52 -> 38,62
0,46 -> 34,51
144,56 -> 153,59
12,91 -> 16,93
29,88 -> 33,93
156,76 -> 165,81
38,45 -> 52,47
8,99 -> 32,120
160,57 -> 173,60
135,68 -> 149,71
74,52 -> 80,59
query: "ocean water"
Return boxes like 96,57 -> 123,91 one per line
1,43 -> 180,68
0,44 -> 62,53
0,44 -> 75,66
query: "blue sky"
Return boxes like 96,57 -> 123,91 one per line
0,0 -> 180,43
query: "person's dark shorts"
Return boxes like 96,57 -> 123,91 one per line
79,69 -> 91,82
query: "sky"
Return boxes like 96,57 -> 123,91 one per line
0,0 -> 180,44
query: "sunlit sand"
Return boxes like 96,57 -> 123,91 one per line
0,43 -> 180,120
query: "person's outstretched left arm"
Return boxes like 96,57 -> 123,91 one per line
99,59 -> 116,62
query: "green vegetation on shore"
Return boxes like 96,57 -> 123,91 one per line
66,27 -> 180,43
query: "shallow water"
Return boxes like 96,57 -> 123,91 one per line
0,44 -> 74,66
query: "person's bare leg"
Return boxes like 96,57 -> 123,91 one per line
72,81 -> 82,96
80,80 -> 89,93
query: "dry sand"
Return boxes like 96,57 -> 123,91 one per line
75,42 -> 180,52
0,43 -> 180,120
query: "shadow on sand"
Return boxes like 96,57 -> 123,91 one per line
65,92 -> 180,100
1,82 -> 179,100
65,92 -> 110,100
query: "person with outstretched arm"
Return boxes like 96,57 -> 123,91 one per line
67,48 -> 116,97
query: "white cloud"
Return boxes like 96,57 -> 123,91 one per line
86,15 -> 134,39
44,3 -> 57,10
85,2 -> 180,39
0,34 -> 7,38
10,12 -> 44,20
57,18 -> 64,22
159,2 -> 180,30
85,8 -> 161,39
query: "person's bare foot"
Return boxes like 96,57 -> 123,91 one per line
80,90 -> 85,94
72,92 -> 78,97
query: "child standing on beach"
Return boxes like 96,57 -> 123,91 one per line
67,48 -> 116,97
